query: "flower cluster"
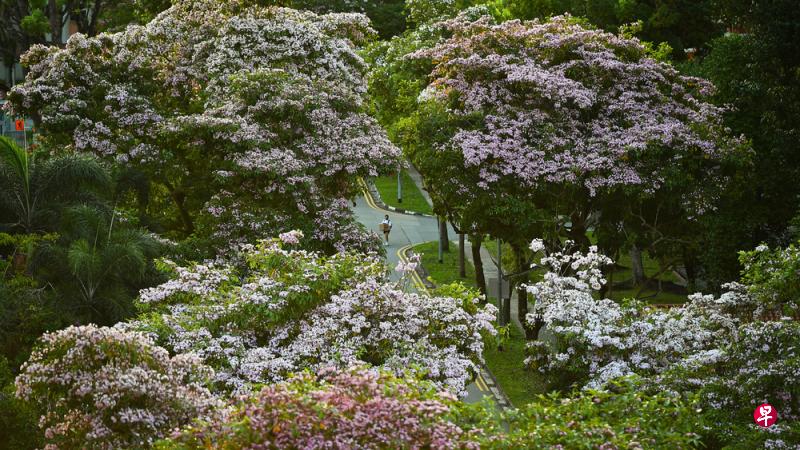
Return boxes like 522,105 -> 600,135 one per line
524,242 -> 744,389
15,325 -> 219,449
129,238 -> 495,396
160,367 -> 482,449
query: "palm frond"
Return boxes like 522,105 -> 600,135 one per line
0,136 -> 30,184
35,153 -> 111,203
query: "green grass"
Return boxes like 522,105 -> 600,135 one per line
483,326 -> 546,407
373,169 -> 434,215
413,240 -> 476,289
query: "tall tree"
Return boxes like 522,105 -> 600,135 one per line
7,0 -> 400,253
371,12 -> 744,326
688,0 -> 800,286
503,0 -> 724,59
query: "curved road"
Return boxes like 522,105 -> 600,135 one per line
351,186 -> 496,406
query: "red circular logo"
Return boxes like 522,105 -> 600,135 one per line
753,403 -> 777,427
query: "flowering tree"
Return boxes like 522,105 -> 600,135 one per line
15,325 -> 219,449
6,0 -> 400,252
159,367 -> 484,449
371,12 -> 745,319
128,235 -> 497,396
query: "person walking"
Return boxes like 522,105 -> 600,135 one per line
380,215 -> 392,246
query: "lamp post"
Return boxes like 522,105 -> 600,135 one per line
497,238 -> 504,326
397,167 -> 402,203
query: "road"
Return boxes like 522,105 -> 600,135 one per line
351,186 -> 495,405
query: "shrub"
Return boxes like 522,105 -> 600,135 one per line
130,238 -> 496,395
157,368 -> 482,449
496,378 -> 702,449
15,325 -> 220,449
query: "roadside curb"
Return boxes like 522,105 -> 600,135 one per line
359,178 -> 436,218
401,243 -> 513,412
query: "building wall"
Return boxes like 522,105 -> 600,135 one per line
1,18 -> 78,87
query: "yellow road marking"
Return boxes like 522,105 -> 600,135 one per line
358,178 -> 379,209
475,374 -> 488,391
397,244 -> 429,294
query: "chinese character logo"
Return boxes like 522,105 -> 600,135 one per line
753,403 -> 777,428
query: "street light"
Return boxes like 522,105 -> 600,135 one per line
397,167 -> 402,203
497,238 -> 504,326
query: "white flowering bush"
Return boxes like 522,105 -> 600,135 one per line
524,239 -> 800,447
660,320 -> 800,448
15,325 -> 219,450
129,236 -> 496,396
524,240 -> 750,389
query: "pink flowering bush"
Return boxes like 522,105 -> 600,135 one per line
15,325 -> 220,449
158,367 -> 483,449
130,237 -> 496,396
7,0 -> 400,251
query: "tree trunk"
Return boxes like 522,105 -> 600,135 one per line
458,233 -> 466,278
511,243 -> 536,338
439,219 -> 449,252
48,0 -> 63,45
629,244 -> 645,286
568,211 -> 592,250
682,248 -> 697,292
166,187 -> 194,235
469,234 -> 487,296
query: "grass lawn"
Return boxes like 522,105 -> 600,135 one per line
414,240 -> 544,406
373,169 -> 433,216
413,240 -> 477,289
483,325 -> 546,407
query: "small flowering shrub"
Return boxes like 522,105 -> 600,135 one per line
661,320 -> 800,448
497,378 -> 702,449
524,239 -> 800,447
15,325 -> 219,449
130,237 -> 496,395
524,239 -> 752,390
739,243 -> 800,319
158,368 -> 483,449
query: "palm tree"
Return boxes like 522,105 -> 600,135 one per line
32,205 -> 162,325
0,136 -> 110,234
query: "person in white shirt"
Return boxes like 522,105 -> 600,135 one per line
380,215 -> 392,246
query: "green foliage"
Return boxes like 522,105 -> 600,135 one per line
31,205 -> 163,325
739,243 -> 800,317
690,0 -> 800,286
496,378 -> 702,449
0,357 -> 41,450
19,8 -> 49,36
0,280 -> 64,370
293,0 -> 407,38
501,0 -> 722,58
0,137 -> 111,234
